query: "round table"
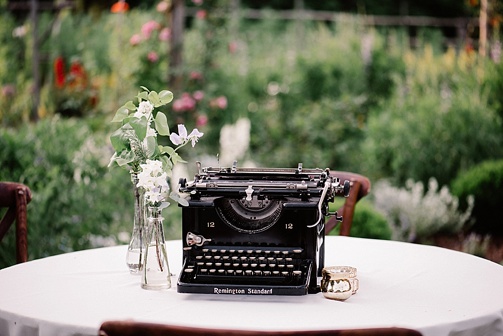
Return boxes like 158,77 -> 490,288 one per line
0,236 -> 502,336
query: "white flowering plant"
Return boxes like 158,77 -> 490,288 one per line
108,86 -> 203,206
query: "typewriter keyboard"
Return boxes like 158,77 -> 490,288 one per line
178,245 -> 313,295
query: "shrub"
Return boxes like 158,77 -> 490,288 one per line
451,159 -> 503,236
371,178 -> 474,243
362,47 -> 503,187
328,199 -> 392,240
0,118 -> 132,268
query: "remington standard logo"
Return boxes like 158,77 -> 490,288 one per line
213,287 -> 273,295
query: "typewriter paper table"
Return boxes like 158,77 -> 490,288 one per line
0,236 -> 502,336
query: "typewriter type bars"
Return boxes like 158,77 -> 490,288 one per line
177,163 -> 349,296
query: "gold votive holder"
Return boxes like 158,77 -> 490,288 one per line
321,266 -> 359,301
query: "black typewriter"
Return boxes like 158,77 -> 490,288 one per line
177,163 -> 350,296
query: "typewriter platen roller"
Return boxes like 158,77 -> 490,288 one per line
177,163 -> 350,295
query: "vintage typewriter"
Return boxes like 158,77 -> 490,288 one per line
177,163 -> 350,295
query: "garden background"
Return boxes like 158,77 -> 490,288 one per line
1,0 -> 503,268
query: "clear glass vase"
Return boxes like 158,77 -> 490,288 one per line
126,172 -> 146,274
141,206 -> 172,290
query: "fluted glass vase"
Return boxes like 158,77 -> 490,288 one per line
141,206 -> 172,290
126,172 -> 146,274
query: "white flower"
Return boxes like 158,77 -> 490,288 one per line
133,101 -> 154,119
169,124 -> 204,147
137,159 -> 169,206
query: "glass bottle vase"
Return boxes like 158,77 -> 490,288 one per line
141,206 -> 172,290
126,172 -> 146,274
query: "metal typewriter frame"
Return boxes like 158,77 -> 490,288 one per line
177,163 -> 349,296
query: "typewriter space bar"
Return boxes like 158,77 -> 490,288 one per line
196,274 -> 293,285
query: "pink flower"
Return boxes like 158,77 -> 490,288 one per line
192,90 -> 204,102
196,10 -> 207,20
173,92 -> 196,112
210,96 -> 227,109
129,34 -> 142,46
192,0 -> 203,5
189,71 -> 203,81
228,41 -> 238,54
159,27 -> 171,41
141,20 -> 160,39
147,51 -> 159,63
156,1 -> 169,12
1,84 -> 16,98
196,114 -> 208,128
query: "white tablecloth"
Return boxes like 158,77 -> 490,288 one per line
0,236 -> 502,336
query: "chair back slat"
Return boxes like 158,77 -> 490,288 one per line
0,182 -> 32,264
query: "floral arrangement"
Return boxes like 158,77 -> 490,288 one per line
108,86 -> 203,207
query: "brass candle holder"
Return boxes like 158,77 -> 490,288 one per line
321,266 -> 359,301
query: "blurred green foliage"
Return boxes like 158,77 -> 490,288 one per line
451,159 -> 503,236
1,6 -> 502,266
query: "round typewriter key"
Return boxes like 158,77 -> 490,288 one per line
218,269 -> 225,274
282,251 -> 289,255
246,250 -> 253,254
254,270 -> 262,276
224,263 -> 231,267
202,248 -> 209,253
264,271 -> 271,276
245,270 -> 253,276
272,271 -> 280,275
293,249 -> 303,254
242,263 -> 249,268
220,249 -> 226,254
260,264 -> 267,268
255,250 -> 262,254
251,263 -> 258,268
195,255 -> 203,260
227,270 -> 234,274
201,268 -> 208,273
205,262 -> 213,266
184,268 -> 194,273
215,262 -> 222,267
209,269 -> 216,273
293,270 -> 302,276
282,271 -> 289,276
233,263 -> 240,267
214,255 -> 221,260
236,270 -> 243,275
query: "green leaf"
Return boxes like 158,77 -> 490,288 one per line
171,152 -> 187,165
159,145 -> 176,156
154,112 -> 170,136
111,107 -> 129,123
110,128 -> 130,152
148,91 -> 161,107
137,91 -> 148,101
144,136 -> 157,158
115,149 -> 135,166
124,101 -> 137,110
130,117 -> 148,140
170,192 -> 189,207
159,90 -> 174,104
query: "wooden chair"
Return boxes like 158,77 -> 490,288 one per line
0,182 -> 32,263
99,321 -> 422,336
325,171 -> 371,236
